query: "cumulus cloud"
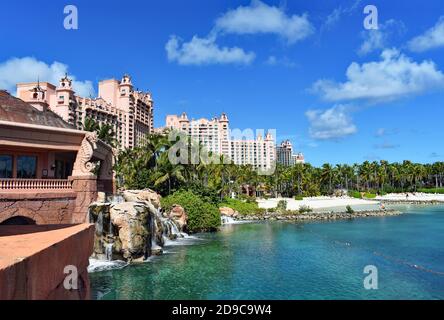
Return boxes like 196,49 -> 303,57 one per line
312,49 -> 444,102
165,35 -> 255,66
0,57 -> 95,97
214,0 -> 314,44
358,20 -> 405,56
305,105 -> 357,140
408,16 -> 444,52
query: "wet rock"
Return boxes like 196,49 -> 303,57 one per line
219,207 -> 237,217
110,202 -> 152,261
122,189 -> 161,209
168,205 -> 188,231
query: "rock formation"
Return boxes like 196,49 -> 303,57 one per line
219,207 -> 238,217
168,205 -> 188,231
122,189 -> 161,209
89,190 -> 188,262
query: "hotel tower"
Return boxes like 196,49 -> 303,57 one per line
17,74 -> 153,149
165,113 -> 276,170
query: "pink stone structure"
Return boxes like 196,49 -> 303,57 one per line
17,74 -> 153,150
0,90 -> 114,225
0,224 -> 94,299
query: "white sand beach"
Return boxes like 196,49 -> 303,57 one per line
257,196 -> 380,211
376,193 -> 444,202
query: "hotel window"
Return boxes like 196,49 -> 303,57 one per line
0,155 -> 13,178
17,156 -> 37,179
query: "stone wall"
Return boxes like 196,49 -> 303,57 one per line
0,176 -> 100,225
0,192 -> 77,225
0,224 -> 94,300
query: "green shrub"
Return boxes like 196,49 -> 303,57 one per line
348,190 -> 362,199
418,188 -> 444,194
346,205 -> 354,214
161,191 -> 220,233
276,200 -> 288,212
299,205 -> 313,214
219,198 -> 260,215
364,193 -> 376,199
294,195 -> 304,201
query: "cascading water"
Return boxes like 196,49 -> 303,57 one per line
221,215 -> 236,225
105,243 -> 114,261
89,193 -> 193,270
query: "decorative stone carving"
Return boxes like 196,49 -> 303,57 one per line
72,132 -> 98,177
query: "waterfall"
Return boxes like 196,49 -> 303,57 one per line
105,243 -> 114,261
90,194 -> 194,265
95,212 -> 103,236
221,215 -> 236,225
106,194 -> 125,204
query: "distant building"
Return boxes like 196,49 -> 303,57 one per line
276,140 -> 305,166
165,113 -> 275,171
17,74 -> 153,150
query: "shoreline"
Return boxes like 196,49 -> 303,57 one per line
233,209 -> 402,222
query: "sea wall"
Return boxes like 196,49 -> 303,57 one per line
0,224 -> 94,300
234,209 -> 402,222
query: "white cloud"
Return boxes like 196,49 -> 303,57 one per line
358,20 -> 405,56
265,55 -> 296,68
322,0 -> 362,30
165,35 -> 255,66
305,105 -> 357,140
0,57 -> 95,97
313,49 -> 444,102
214,0 -> 314,44
408,16 -> 444,52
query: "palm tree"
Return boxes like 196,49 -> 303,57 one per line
83,117 -> 99,132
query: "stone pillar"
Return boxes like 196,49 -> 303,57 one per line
70,176 -> 98,224
70,132 -> 100,223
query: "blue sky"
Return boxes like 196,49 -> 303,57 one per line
0,0 -> 443,166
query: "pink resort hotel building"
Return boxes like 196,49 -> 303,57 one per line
166,112 -> 276,171
16,74 -> 154,150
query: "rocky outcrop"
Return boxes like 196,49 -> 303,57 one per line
235,209 -> 402,222
169,205 -> 188,231
219,207 -> 238,217
122,189 -> 161,209
110,202 -> 153,261
89,190 -> 189,263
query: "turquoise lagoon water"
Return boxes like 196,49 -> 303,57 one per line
90,205 -> 444,300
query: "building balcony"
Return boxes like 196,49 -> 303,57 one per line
0,179 -> 73,192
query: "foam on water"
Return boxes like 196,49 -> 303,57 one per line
88,258 -> 128,273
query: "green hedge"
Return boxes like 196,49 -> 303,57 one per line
219,198 -> 262,215
418,188 -> 444,194
363,193 -> 377,199
294,195 -> 304,201
348,190 -> 362,199
161,191 -> 221,233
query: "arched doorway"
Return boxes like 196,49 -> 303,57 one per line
0,216 -> 36,225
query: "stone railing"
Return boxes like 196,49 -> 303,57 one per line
0,179 -> 73,191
